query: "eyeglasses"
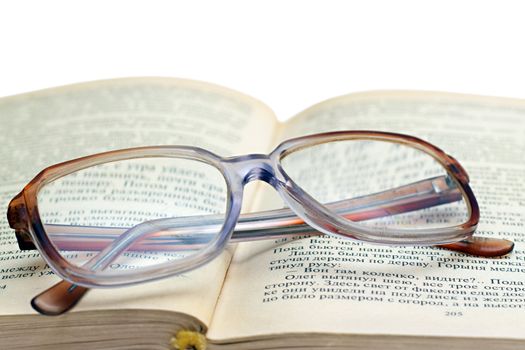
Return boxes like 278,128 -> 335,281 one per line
7,131 -> 514,315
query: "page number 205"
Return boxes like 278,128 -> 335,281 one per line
445,311 -> 463,317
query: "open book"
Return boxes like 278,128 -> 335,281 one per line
0,78 -> 523,350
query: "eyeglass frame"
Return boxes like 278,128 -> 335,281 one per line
8,130 -> 512,291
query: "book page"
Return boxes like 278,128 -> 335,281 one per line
0,77 -> 278,327
209,91 -> 525,341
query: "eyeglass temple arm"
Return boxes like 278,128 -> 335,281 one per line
231,174 -> 463,242
40,175 -> 513,256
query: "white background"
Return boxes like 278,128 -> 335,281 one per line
1,0 -> 524,120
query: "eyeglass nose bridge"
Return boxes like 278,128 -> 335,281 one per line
226,154 -> 281,187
